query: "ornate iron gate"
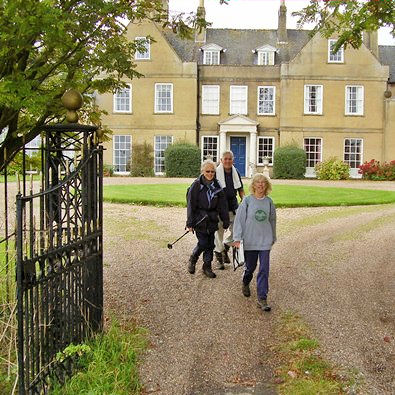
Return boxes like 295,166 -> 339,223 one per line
15,123 -> 103,393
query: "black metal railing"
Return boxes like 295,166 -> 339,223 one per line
15,124 -> 103,393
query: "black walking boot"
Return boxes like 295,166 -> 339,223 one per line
188,255 -> 198,274
202,262 -> 216,278
223,244 -> 231,264
242,283 -> 251,297
215,252 -> 225,270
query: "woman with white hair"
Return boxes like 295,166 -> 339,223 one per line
186,160 -> 230,278
233,173 -> 276,311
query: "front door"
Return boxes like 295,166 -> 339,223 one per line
230,136 -> 246,177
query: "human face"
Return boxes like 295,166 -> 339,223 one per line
221,154 -> 233,171
253,179 -> 266,196
203,166 -> 215,181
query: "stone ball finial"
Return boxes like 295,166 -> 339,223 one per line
384,90 -> 392,99
61,89 -> 83,123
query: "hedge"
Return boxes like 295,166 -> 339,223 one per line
273,145 -> 306,179
164,143 -> 200,177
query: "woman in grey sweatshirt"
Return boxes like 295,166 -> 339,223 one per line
233,173 -> 276,311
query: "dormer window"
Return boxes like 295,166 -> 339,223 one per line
254,45 -> 276,66
200,43 -> 224,65
328,39 -> 344,63
258,51 -> 270,65
204,51 -> 220,65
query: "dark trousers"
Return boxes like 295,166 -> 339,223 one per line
243,250 -> 270,300
192,231 -> 215,264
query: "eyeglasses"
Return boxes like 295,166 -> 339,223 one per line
204,170 -> 215,174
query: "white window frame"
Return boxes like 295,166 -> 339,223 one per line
203,50 -> 220,65
258,51 -> 269,65
257,136 -> 275,166
257,86 -> 276,116
230,85 -> 248,115
154,135 -> 173,175
135,36 -> 150,60
155,83 -> 173,113
113,135 -> 132,174
202,85 -> 220,115
113,84 -> 132,113
201,136 -> 219,163
345,85 -> 364,116
328,39 -> 344,63
304,137 -> 323,169
257,50 -> 275,65
344,138 -> 363,169
304,85 -> 323,115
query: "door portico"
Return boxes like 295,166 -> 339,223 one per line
218,114 -> 259,177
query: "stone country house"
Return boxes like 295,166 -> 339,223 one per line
96,0 -> 395,178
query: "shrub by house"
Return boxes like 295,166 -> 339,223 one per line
315,158 -> 350,180
164,143 -> 200,178
130,142 -> 154,177
273,145 -> 306,179
358,159 -> 395,181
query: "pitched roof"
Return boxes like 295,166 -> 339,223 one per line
163,28 -> 395,82
163,28 -> 310,65
379,45 -> 395,83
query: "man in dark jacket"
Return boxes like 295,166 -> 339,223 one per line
186,160 -> 230,278
214,151 -> 245,269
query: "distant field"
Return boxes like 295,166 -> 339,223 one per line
103,184 -> 395,208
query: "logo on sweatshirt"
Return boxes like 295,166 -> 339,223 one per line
255,209 -> 267,222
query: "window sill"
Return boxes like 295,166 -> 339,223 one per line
201,113 -> 220,116
303,113 -> 323,116
135,58 -> 151,61
113,172 -> 130,176
344,114 -> 364,117
327,61 -> 344,64
113,111 -> 132,115
154,112 -> 174,115
257,113 -> 276,117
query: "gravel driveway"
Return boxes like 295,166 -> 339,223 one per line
103,203 -> 395,395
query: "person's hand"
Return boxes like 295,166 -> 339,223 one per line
232,241 -> 241,249
187,227 -> 194,233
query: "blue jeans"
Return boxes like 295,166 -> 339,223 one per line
243,250 -> 270,300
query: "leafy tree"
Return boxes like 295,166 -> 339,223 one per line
294,0 -> 394,51
0,0 -> 221,171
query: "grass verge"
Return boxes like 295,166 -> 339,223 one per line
333,211 -> 395,242
274,311 -> 361,394
103,184 -> 395,208
51,320 -> 148,395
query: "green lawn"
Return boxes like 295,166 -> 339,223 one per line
0,174 -> 40,183
103,184 -> 395,208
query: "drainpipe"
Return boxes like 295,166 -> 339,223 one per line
196,66 -> 201,146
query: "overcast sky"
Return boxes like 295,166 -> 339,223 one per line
169,0 -> 394,45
